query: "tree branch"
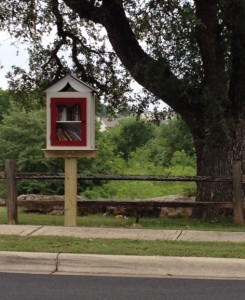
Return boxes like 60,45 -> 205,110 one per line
63,0 -> 102,23
70,37 -> 109,92
227,1 -> 245,109
49,0 -> 109,91
194,0 -> 229,107
62,0 -> 194,116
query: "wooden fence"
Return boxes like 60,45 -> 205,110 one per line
0,159 -> 244,225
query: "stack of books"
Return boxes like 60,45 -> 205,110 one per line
56,124 -> 81,141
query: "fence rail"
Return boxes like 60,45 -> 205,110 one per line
0,199 -> 235,209
14,173 -> 237,182
1,171 -> 241,182
1,159 -> 244,226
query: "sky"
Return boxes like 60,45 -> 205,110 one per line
0,31 -> 29,90
0,31 -> 167,111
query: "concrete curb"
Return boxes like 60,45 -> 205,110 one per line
57,254 -> 245,279
1,251 -> 245,279
0,251 -> 58,274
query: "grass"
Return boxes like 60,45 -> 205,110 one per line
1,208 -> 245,258
82,181 -> 196,200
0,207 -> 245,232
0,235 -> 245,258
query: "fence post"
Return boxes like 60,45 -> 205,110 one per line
232,161 -> 244,226
5,159 -> 18,224
64,157 -> 77,227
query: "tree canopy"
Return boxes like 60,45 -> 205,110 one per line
1,1 -> 245,210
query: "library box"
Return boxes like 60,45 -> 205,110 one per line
44,73 -> 96,151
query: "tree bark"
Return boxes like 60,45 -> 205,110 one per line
194,143 -> 233,218
193,110 -> 245,218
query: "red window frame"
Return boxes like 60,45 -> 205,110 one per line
51,98 -> 87,146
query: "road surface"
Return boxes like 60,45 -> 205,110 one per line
0,273 -> 244,300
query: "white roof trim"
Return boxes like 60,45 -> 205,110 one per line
44,73 -> 97,93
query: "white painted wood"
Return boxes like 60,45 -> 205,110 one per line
44,74 -> 96,151
44,73 -> 97,93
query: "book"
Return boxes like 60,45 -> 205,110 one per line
56,123 -> 82,142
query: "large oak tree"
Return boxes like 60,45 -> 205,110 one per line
1,0 -> 244,213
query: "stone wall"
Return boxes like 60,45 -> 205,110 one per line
17,194 -> 194,217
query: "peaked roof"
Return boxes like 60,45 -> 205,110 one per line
44,73 -> 97,93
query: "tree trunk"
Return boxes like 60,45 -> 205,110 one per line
193,112 -> 245,219
194,143 -> 233,218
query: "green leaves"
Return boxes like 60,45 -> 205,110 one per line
0,95 -> 195,198
108,118 -> 155,161
82,116 -> 196,199
0,89 -> 11,122
0,106 -> 64,194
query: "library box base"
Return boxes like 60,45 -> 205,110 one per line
44,149 -> 97,158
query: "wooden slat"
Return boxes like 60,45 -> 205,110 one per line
5,160 -> 18,224
17,199 -> 235,209
16,173 -> 65,179
15,173 -> 235,182
64,158 -> 77,227
44,149 -> 97,158
233,161 -> 244,225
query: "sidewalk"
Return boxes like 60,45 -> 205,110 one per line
0,225 -> 245,279
2,224 -> 245,242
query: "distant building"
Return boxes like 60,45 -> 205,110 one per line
98,110 -> 176,132
98,117 -> 119,132
140,110 -> 176,124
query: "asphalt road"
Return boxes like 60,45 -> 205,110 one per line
0,273 -> 245,300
